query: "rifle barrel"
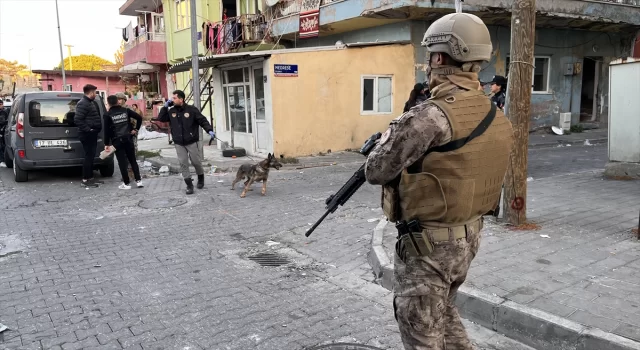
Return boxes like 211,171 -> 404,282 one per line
305,209 -> 332,237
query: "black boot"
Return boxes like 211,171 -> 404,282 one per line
197,174 -> 205,189
185,178 -> 194,195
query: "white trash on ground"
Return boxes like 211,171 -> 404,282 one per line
138,127 -> 166,140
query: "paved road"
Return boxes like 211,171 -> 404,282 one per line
0,144 -> 600,350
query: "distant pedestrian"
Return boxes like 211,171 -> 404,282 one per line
157,90 -> 215,195
74,84 -> 103,188
489,75 -> 507,111
0,99 -> 8,168
403,83 -> 429,113
131,103 -> 141,114
103,95 -> 143,190
116,92 -> 139,180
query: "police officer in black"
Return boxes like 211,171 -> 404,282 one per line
156,90 -> 215,195
103,95 -> 144,190
489,75 -> 507,111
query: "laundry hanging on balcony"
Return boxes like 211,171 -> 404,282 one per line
300,0 -> 321,38
123,21 -> 133,42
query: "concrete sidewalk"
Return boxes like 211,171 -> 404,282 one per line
369,170 -> 640,350
528,127 -> 608,148
136,137 -> 366,174
137,127 -> 609,174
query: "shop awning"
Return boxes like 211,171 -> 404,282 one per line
168,51 -> 273,74
120,62 -> 160,73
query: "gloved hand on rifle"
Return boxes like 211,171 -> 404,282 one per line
208,131 -> 215,139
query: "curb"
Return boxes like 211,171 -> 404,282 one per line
142,156 -> 364,175
368,220 -> 640,350
528,137 -> 607,149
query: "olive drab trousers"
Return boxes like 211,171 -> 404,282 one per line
393,224 -> 482,350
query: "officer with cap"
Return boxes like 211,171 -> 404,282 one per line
488,75 -> 507,111
364,13 -> 514,349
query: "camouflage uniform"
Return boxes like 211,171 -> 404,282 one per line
364,13 -> 513,350
366,90 -> 481,350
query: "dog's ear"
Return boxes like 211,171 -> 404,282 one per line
268,153 -> 273,160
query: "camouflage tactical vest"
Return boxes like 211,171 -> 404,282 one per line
383,89 -> 514,226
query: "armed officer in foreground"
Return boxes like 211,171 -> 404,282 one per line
364,13 -> 514,350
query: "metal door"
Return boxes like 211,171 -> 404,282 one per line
252,66 -> 268,152
609,59 -> 640,162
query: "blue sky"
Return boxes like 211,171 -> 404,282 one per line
0,0 -> 136,70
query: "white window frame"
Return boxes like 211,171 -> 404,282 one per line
222,67 -> 253,134
505,55 -> 551,94
64,84 -> 72,92
175,0 -> 191,31
360,75 -> 393,115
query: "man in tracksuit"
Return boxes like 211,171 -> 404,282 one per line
74,84 -> 103,188
103,95 -> 144,190
157,90 -> 215,195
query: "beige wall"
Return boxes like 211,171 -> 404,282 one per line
269,44 -> 415,157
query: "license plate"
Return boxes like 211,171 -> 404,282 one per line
35,140 -> 68,148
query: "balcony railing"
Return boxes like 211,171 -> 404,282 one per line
204,14 -> 270,55
124,31 -> 166,51
268,0 -> 640,21
584,0 -> 640,6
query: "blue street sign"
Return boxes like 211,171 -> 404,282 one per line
274,64 -> 298,77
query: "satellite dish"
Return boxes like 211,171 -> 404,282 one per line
266,0 -> 279,7
551,126 -> 564,135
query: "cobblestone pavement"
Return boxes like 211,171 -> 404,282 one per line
0,159 -> 537,349
469,169 -> 640,342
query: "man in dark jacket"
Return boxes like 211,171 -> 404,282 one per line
74,84 -> 103,187
0,99 -> 8,167
104,95 -> 143,190
157,90 -> 215,194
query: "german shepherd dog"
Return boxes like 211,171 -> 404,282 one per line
231,153 -> 283,198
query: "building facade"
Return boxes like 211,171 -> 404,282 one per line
267,0 -> 640,129
168,42 -> 413,157
32,70 -> 139,105
118,0 -> 170,107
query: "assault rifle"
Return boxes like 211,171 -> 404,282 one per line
305,132 -> 382,237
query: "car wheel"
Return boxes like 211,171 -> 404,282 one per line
99,157 -> 115,177
14,162 -> 28,182
4,147 -> 13,169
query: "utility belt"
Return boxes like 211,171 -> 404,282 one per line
395,218 -> 483,258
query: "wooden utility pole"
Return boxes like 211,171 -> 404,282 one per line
502,0 -> 536,226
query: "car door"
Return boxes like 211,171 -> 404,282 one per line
7,94 -> 24,154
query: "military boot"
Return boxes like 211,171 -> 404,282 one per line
184,178 -> 194,195
197,174 -> 205,189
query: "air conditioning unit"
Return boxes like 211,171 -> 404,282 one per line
559,113 -> 571,131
